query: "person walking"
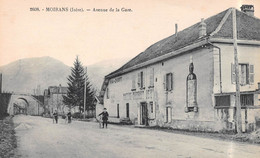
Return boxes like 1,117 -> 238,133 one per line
98,108 -> 109,128
53,110 -> 58,124
67,110 -> 72,123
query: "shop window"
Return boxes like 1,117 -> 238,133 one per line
241,94 -> 254,106
215,95 -> 230,107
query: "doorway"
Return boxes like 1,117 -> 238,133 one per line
140,102 -> 148,125
126,103 -> 129,118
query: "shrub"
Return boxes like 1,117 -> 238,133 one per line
72,112 -> 83,119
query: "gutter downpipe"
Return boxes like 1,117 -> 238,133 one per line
208,41 -> 222,93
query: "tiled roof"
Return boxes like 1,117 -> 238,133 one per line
107,9 -> 260,78
99,8 -> 260,103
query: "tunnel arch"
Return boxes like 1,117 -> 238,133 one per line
13,97 -> 30,115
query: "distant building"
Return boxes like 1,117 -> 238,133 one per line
99,6 -> 260,132
44,84 -> 68,114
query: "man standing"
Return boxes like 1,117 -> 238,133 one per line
67,110 -> 72,123
98,108 -> 109,128
53,110 -> 58,124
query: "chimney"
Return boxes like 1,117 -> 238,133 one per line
241,5 -> 254,16
175,23 -> 178,35
0,73 -> 2,94
199,18 -> 206,38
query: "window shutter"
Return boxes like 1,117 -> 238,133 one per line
106,88 -> 109,99
163,74 -> 166,91
231,63 -> 236,84
137,72 -> 141,88
164,107 -> 168,123
249,64 -> 254,84
170,73 -> 173,90
143,71 -> 145,88
132,75 -> 136,89
150,68 -> 154,87
167,107 -> 172,123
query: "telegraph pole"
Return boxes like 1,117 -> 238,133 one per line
83,67 -> 87,119
232,8 -> 242,134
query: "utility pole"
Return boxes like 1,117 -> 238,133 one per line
83,67 -> 87,119
232,8 -> 242,134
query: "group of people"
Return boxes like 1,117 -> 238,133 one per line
52,110 -> 72,124
52,108 -> 109,128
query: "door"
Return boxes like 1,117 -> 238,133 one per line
140,102 -> 148,125
126,103 -> 129,118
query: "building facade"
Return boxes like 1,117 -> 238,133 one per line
99,6 -> 260,132
44,85 -> 68,115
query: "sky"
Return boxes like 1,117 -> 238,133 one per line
0,0 -> 259,67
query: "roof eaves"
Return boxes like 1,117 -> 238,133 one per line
106,37 -> 209,79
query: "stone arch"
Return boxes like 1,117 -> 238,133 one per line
16,97 -> 30,114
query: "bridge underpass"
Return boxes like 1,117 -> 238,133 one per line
7,94 -> 44,116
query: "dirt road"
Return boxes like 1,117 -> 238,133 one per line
13,115 -> 260,158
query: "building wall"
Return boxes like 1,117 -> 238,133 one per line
104,47 -> 222,130
44,93 -> 67,114
213,43 -> 260,132
213,43 -> 260,93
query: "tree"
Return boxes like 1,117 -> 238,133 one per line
63,56 -> 95,114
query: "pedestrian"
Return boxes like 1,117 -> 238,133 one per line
98,108 -> 109,128
67,110 -> 72,124
53,110 -> 58,124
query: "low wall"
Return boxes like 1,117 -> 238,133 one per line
163,119 -> 224,132
0,93 -> 12,118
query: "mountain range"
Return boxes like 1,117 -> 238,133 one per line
0,56 -> 130,94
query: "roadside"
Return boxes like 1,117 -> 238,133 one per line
0,116 -> 18,158
76,117 -> 260,144
135,126 -> 260,145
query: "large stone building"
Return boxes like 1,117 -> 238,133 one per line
98,5 -> 260,132
44,85 -> 68,115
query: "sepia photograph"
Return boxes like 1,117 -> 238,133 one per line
0,0 -> 260,157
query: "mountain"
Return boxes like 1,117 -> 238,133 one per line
0,56 -> 70,94
87,58 -> 131,91
0,56 -> 130,94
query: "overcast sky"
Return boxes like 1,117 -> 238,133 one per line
0,0 -> 259,67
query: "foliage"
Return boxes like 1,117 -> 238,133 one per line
0,93 -> 12,119
62,56 -> 96,113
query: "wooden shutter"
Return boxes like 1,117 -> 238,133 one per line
249,64 -> 254,84
132,74 -> 136,90
163,74 -> 167,91
137,72 -> 141,88
170,73 -> 173,90
167,107 -> 172,123
143,71 -> 145,88
149,68 -> 154,87
106,88 -> 109,99
231,63 -> 236,84
165,107 -> 168,122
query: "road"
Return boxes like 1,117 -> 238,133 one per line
13,115 -> 260,158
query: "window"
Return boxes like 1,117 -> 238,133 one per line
138,71 -> 145,89
126,103 -> 129,118
150,102 -> 153,113
117,104 -> 120,118
231,63 -> 254,85
215,95 -> 230,107
241,94 -> 254,106
165,107 -> 172,123
131,74 -> 136,91
106,88 -> 109,99
239,64 -> 248,85
164,73 -> 173,91
149,68 -> 154,88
